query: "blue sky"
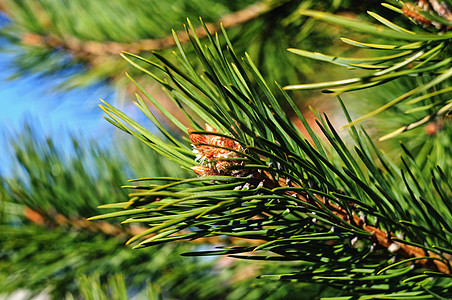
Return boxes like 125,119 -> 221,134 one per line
0,58 -> 117,175
0,14 -> 118,175
0,64 -> 114,137
0,13 -> 159,177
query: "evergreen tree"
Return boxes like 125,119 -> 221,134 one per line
94,2 -> 452,299
1,1 -> 452,299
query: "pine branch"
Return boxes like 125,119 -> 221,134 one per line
259,173 -> 452,274
23,206 -> 259,246
93,19 -> 452,298
2,0 -> 359,91
188,126 -> 452,274
3,128 -> 276,299
24,207 -> 133,237
284,4 -> 452,140
18,1 -> 273,64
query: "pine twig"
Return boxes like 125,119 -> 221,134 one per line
24,207 -> 260,245
261,173 -> 452,274
189,124 -> 452,274
18,1 -> 274,64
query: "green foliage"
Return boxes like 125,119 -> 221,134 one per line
3,125 -> 187,219
0,0 -> 370,91
0,126 -> 343,299
0,127 -> 219,299
94,18 -> 452,298
75,274 -> 129,300
3,1 -> 452,299
71,267 -> 340,300
285,3 -> 452,140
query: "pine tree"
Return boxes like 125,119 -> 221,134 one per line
93,2 -> 452,299
1,1 -> 452,299
0,0 -> 371,91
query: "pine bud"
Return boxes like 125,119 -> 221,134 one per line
188,123 -> 246,176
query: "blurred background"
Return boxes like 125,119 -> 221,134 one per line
0,0 -> 438,299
